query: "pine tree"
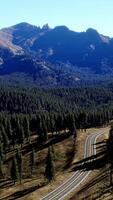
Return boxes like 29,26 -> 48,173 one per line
1,126 -> 9,151
0,142 -> 4,161
0,141 -> 4,175
23,117 -> 30,142
16,149 -> 22,183
12,130 -> 16,149
67,115 -> 77,137
42,120 -> 48,141
18,126 -> 24,148
11,156 -> 19,184
0,156 -> 3,175
7,119 -> 12,141
51,144 -> 56,161
31,148 -> 35,175
45,146 -> 55,182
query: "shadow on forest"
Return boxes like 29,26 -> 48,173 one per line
0,177 -> 40,189
5,131 -> 71,163
0,182 -> 46,200
71,139 -> 113,200
0,179 -> 14,189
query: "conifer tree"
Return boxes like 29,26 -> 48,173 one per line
23,117 -> 30,142
1,126 -> 9,152
18,126 -> 24,148
42,120 -> 48,141
12,130 -> 16,149
7,119 -> 12,140
0,140 -> 4,175
16,149 -> 22,183
31,148 -> 35,175
11,156 -> 19,184
45,146 -> 55,182
0,156 -> 3,175
51,144 -> 56,161
0,141 -> 4,161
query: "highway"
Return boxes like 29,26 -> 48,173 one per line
41,129 -> 107,200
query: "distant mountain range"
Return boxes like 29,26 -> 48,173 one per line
0,22 -> 113,86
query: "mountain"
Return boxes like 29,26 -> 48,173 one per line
32,27 -> 112,70
0,22 -> 113,86
0,23 -> 51,55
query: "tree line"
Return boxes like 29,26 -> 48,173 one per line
0,84 -> 113,183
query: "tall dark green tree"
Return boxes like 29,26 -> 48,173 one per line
16,149 -> 22,183
0,141 -> 4,161
12,130 -> 16,149
18,126 -> 24,148
45,146 -> 55,182
23,117 -> 30,142
31,148 -> 35,175
0,156 -> 3,175
0,141 -> 4,175
1,126 -> 9,151
11,156 -> 19,184
6,119 -> 12,141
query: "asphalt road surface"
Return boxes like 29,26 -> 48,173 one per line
41,129 -> 107,200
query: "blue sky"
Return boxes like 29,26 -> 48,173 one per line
1,0 -> 113,36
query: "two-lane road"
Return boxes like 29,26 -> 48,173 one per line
41,129 -> 107,200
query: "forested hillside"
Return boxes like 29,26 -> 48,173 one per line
0,84 -> 113,189
0,84 -> 113,148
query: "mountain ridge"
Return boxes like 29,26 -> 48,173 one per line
0,22 -> 113,87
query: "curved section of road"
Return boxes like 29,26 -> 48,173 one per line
41,129 -> 107,200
